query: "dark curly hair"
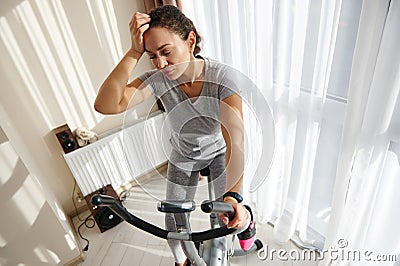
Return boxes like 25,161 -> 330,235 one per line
148,5 -> 202,55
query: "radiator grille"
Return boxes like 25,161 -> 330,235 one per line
64,112 -> 170,195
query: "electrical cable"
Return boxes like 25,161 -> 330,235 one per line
71,180 -> 95,251
72,184 -> 130,252
77,213 -> 95,251
72,180 -> 86,222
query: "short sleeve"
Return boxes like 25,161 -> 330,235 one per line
138,70 -> 177,98
219,85 -> 239,100
217,64 -> 245,101
138,69 -> 158,95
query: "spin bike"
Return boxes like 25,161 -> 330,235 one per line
91,166 -> 263,266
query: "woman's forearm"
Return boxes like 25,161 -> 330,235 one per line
94,49 -> 142,114
220,94 -> 245,196
224,132 -> 245,194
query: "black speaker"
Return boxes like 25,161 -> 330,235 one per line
85,185 -> 122,233
53,124 -> 78,154
93,206 -> 123,232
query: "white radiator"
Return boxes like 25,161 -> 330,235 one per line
64,112 -> 170,196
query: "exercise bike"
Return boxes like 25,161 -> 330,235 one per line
91,166 -> 263,266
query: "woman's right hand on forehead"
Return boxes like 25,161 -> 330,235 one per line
129,12 -> 150,56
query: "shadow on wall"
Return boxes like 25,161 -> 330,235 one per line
0,0 -> 153,212
0,126 -> 78,264
0,0 -> 152,131
0,0 -> 153,264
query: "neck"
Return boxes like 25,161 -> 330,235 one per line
178,56 -> 204,85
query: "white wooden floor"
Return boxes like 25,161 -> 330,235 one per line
72,171 -> 319,266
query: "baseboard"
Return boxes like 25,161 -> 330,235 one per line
67,203 -> 89,218
65,215 -> 86,266
63,253 -> 84,266
65,162 -> 168,264
116,162 -> 168,196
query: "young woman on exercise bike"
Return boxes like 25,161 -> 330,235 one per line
94,5 -> 255,266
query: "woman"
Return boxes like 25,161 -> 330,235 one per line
94,5 -> 254,266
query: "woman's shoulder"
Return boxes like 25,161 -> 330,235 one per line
200,56 -> 229,75
202,56 -> 227,69
202,56 -> 239,81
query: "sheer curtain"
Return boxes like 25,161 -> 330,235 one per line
183,0 -> 399,255
184,0 -> 360,247
325,0 -> 400,262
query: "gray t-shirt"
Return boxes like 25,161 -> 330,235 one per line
138,57 -> 241,161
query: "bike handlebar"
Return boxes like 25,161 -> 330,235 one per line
92,194 -> 170,239
91,195 -> 237,242
201,200 -> 235,221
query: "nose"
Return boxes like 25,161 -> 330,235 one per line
156,56 -> 168,69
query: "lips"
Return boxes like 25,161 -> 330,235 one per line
162,67 -> 175,77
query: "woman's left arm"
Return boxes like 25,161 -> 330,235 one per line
220,93 -> 248,228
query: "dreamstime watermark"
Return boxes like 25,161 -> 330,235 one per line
257,239 -> 398,263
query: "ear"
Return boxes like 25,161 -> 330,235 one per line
187,31 -> 196,53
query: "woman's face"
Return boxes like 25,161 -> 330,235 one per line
143,27 -> 195,80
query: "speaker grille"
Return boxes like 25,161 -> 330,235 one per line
53,124 -> 78,154
84,184 -> 122,233
94,207 -> 123,230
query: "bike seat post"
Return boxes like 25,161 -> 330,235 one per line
174,212 -> 191,233
200,166 -> 221,229
174,213 -> 205,266
200,166 -> 216,201
157,202 -> 204,265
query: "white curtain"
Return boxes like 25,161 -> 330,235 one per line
325,0 -> 400,263
184,0 -> 400,257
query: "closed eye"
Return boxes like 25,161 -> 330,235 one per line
146,47 -> 172,60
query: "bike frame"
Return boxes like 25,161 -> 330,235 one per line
91,167 -> 262,266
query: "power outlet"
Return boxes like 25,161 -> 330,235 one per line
76,192 -> 84,203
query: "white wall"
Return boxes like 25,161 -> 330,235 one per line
0,0 -> 154,212
0,0 -> 154,264
0,125 -> 79,264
